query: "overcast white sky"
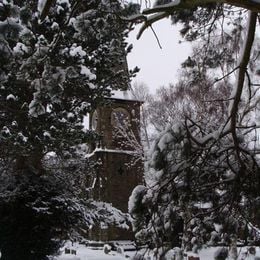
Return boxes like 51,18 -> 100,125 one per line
127,18 -> 192,94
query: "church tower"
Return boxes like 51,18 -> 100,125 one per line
88,91 -> 143,241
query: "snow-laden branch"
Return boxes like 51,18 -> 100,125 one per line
134,0 -> 260,39
142,0 -> 260,15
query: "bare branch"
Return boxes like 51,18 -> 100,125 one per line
150,25 -> 163,49
214,66 -> 239,83
137,12 -> 169,39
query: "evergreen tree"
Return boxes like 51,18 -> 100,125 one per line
0,0 -> 134,258
0,0 -> 131,165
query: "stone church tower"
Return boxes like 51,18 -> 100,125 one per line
88,92 -> 143,241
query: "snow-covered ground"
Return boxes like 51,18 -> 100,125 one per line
55,243 -> 260,260
55,243 -> 136,260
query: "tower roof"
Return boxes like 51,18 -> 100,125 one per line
110,90 -> 143,103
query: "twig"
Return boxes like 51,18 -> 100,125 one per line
149,25 -> 163,49
214,66 -> 239,83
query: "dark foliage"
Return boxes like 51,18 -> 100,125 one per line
0,170 -> 82,260
0,0 -> 132,258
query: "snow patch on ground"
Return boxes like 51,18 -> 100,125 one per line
55,243 -> 260,260
55,243 -> 131,260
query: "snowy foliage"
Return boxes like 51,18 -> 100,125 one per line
130,117 -> 260,252
0,1 -> 136,259
0,153 -> 129,259
0,0 -> 133,162
129,8 -> 260,254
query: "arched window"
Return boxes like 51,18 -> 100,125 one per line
91,110 -> 98,130
111,107 -> 130,128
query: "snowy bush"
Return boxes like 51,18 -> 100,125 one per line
103,244 -> 112,254
0,171 -> 80,260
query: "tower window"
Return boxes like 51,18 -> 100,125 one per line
91,110 -> 98,130
111,107 -> 130,128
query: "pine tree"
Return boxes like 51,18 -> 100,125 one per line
0,0 -> 133,258
0,0 -> 131,166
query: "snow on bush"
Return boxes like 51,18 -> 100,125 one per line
128,185 -> 147,215
103,244 -> 112,254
